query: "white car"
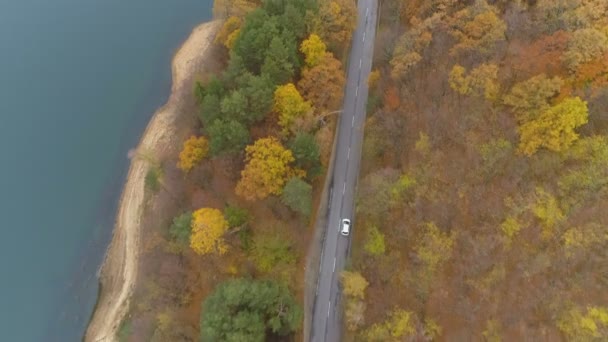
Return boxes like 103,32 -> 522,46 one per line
340,218 -> 351,236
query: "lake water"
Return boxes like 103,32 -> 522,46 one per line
0,1 -> 212,340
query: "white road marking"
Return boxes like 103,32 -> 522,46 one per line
366,8 -> 369,17
328,302 -> 331,317
348,147 -> 351,159
359,59 -> 362,69
363,31 -> 366,42
333,257 -> 336,272
343,183 -> 346,194
355,87 -> 358,97
351,116 -> 355,127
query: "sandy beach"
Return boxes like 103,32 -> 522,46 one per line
84,20 -> 221,342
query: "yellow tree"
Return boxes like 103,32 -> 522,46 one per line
316,0 -> 356,49
273,83 -> 313,135
236,137 -> 304,200
415,222 -> 454,275
215,16 -> 242,50
518,97 -> 588,155
177,136 -> 209,173
557,306 -> 608,340
190,208 -> 229,255
298,52 -> 345,111
502,74 -> 564,123
448,1 -> 506,55
340,271 -> 369,299
300,34 -> 327,67
449,63 -> 499,100
363,309 -> 416,341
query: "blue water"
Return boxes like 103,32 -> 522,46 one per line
0,1 -> 212,340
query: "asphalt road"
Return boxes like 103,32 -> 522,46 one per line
310,0 -> 378,340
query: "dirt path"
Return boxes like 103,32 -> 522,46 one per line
85,20 -> 221,342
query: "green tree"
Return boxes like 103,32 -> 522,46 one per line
221,89 -> 249,123
207,119 -> 250,156
224,205 -> 250,228
518,97 -> 588,155
281,177 -> 313,217
241,74 -> 274,123
261,36 -> 296,85
169,211 -> 193,246
364,225 -> 386,256
251,230 -> 296,273
289,133 -> 321,174
233,10 -> 280,72
200,94 -> 222,127
200,279 -> 302,341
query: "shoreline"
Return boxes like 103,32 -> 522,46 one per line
84,20 -> 221,342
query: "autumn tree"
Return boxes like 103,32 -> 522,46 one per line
357,168 -> 399,223
298,52 -> 345,111
212,0 -> 258,18
200,279 -> 302,341
363,309 -> 416,341
236,137 -> 304,200
563,28 -> 608,72
415,222 -> 454,276
177,136 -> 209,173
517,96 -> 588,155
557,306 -> 608,340
558,136 -> 608,208
341,271 -> 369,331
390,17 -> 435,79
273,83 -> 313,134
448,0 -> 506,55
315,0 -> 356,50
281,177 -> 313,217
215,16 -> 242,49
300,34 -> 327,67
190,208 -> 229,255
364,225 -> 386,256
503,74 -> 564,122
341,271 -> 369,299
448,63 -> 499,100
224,205 -> 250,228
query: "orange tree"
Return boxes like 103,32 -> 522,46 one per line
236,137 -> 304,200
298,52 -> 345,111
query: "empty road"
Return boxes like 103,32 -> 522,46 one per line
310,0 -> 378,340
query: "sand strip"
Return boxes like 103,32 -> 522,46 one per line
85,20 -> 221,342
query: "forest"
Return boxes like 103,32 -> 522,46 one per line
117,0 -> 356,340
346,0 -> 608,340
